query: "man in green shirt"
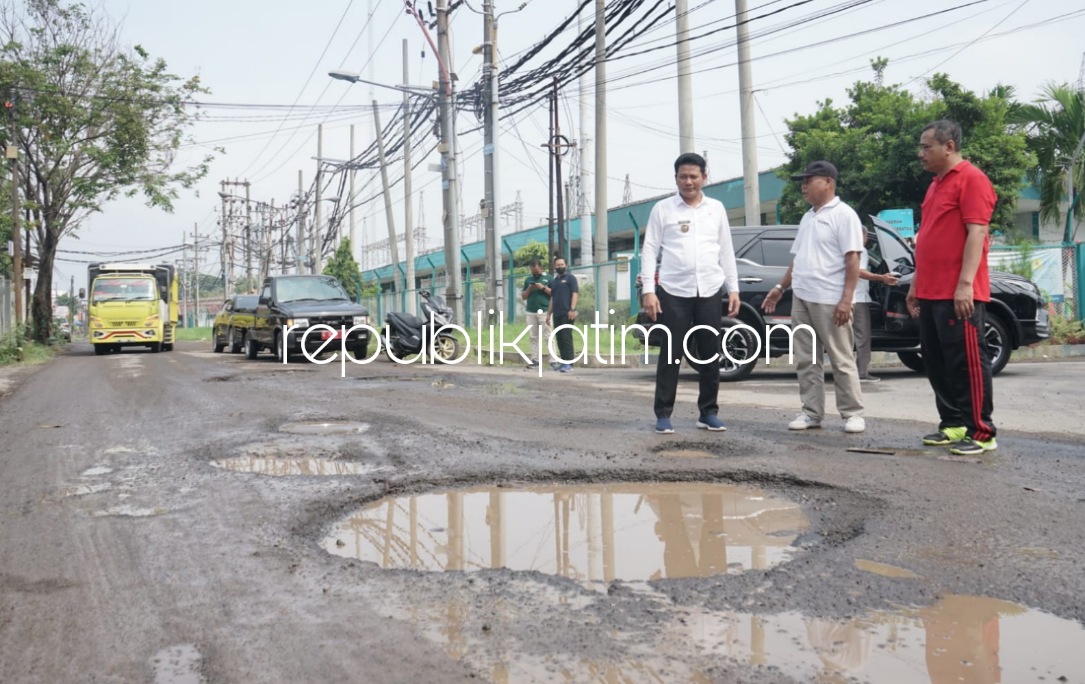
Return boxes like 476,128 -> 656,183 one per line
521,259 -> 554,369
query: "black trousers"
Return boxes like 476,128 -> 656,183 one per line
653,286 -> 723,419
918,299 -> 996,441
553,313 -> 575,363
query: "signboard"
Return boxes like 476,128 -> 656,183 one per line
877,209 -> 916,239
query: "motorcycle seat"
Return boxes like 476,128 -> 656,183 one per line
386,311 -> 425,332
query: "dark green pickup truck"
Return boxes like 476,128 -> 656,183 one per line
243,275 -> 372,362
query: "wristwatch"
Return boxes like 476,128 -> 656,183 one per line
773,283 -> 786,292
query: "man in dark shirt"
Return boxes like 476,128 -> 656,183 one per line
520,259 -> 553,368
546,256 -> 579,372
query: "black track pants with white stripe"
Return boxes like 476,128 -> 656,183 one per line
918,299 -> 997,441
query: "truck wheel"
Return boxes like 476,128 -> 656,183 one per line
245,336 -> 259,360
213,329 -> 225,353
719,324 -> 759,382
94,345 -> 106,356
274,331 -> 288,363
151,342 -> 162,353
896,351 -> 925,374
985,315 -> 1010,376
228,328 -> 243,354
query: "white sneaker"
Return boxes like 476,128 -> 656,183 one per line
844,416 -> 866,433
788,413 -> 821,430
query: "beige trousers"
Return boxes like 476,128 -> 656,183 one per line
524,311 -> 555,364
792,297 -> 864,420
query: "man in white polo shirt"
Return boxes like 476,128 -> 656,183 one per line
762,160 -> 866,433
640,152 -> 740,434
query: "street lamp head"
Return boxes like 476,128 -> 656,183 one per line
328,70 -> 360,84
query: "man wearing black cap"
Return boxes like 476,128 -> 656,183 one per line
762,160 -> 866,433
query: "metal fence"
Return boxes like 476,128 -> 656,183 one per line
989,242 -> 1082,321
357,258 -> 644,328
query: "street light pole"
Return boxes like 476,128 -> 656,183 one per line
437,0 -> 463,321
372,100 -> 400,299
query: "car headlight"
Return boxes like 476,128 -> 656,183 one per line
353,315 -> 369,326
287,318 -> 309,328
90,317 -> 103,329
143,315 -> 160,326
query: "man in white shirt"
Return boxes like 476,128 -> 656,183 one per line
640,153 -> 740,434
762,160 -> 866,433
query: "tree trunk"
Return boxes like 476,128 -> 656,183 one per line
30,230 -> 58,344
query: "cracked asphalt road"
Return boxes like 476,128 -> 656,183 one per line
1,342 -> 1083,683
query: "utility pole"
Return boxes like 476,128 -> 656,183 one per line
349,124 -> 357,259
547,88 -> 556,262
372,100 -> 400,298
483,2 -> 502,321
594,0 -> 610,319
220,181 -> 231,298
296,171 -> 306,275
314,123 -> 324,274
193,222 -> 201,326
735,0 -> 760,227
403,39 -> 416,315
578,0 -> 593,268
553,79 -> 568,264
437,0 -> 463,319
181,231 -> 188,326
675,0 -> 694,153
6,96 -> 21,327
245,181 -> 252,289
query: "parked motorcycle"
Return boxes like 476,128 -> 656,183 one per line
382,290 -> 461,363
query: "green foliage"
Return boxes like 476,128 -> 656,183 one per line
1047,312 -> 1085,344
322,238 -> 364,300
574,279 -> 619,320
1,0 -> 215,342
0,326 -> 53,366
174,326 -> 211,342
514,240 -> 550,268
779,61 -> 1033,236
1009,82 -> 1085,241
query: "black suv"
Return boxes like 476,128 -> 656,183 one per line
637,217 -> 1049,381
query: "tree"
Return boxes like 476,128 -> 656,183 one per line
0,0 -> 213,342
1010,82 -> 1085,242
513,240 -> 550,269
323,238 -> 365,301
779,61 -> 1032,237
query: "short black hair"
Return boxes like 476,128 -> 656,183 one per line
923,120 -> 962,151
674,152 -> 707,175
530,259 -> 542,268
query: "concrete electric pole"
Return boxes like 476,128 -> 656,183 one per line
735,0 -> 761,227
403,39 -> 416,315
437,0 -> 463,320
482,0 -> 503,322
675,0 -> 694,153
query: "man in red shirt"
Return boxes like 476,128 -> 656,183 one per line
905,120 -> 997,455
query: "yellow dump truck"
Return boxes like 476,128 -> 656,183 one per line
87,263 -> 179,355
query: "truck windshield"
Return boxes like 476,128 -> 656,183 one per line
92,278 -> 157,303
277,278 -> 350,302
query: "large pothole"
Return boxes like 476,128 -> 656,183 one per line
321,481 -> 809,584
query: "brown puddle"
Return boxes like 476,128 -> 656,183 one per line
322,482 -> 810,583
212,456 -> 388,477
380,589 -> 1085,683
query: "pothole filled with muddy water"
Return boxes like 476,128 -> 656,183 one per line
322,481 -> 809,584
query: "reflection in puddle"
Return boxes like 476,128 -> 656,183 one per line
322,482 -> 809,583
278,421 -> 369,435
212,457 -> 389,477
854,558 -> 920,579
386,590 -> 1085,683
656,448 -> 716,459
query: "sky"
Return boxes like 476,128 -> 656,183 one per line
54,0 -> 1085,291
